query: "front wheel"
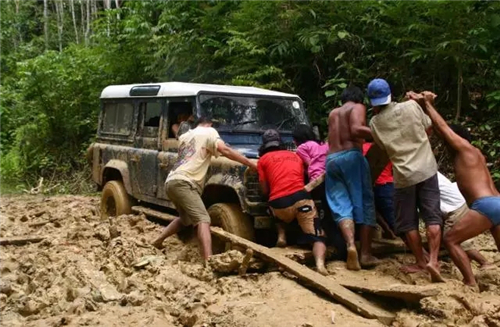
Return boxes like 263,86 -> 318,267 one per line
100,180 -> 132,219
208,203 -> 255,253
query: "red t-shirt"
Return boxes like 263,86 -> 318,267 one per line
362,142 -> 393,185
257,150 -> 305,201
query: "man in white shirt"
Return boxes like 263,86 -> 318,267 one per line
438,172 -> 492,269
152,117 -> 257,264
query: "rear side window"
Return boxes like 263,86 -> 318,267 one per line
102,102 -> 134,135
138,101 -> 162,138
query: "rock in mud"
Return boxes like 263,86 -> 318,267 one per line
94,224 -> 110,241
0,280 -> 13,296
124,290 -> 145,306
179,312 -> 198,327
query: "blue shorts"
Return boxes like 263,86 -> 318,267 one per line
325,148 -> 376,226
470,196 -> 500,226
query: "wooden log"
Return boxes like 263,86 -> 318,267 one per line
340,281 -> 440,303
210,226 -> 394,325
0,236 -> 45,246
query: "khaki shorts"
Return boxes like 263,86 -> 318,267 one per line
443,203 -> 473,251
166,179 -> 210,226
270,199 -> 326,241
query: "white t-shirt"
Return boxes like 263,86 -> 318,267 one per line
166,126 -> 223,193
437,172 -> 465,214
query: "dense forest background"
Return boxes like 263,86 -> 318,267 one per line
1,0 -> 500,193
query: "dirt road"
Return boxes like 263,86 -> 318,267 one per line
1,195 -> 499,327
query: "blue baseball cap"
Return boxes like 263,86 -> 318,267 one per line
367,79 -> 392,106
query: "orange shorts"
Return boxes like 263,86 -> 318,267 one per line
270,198 -> 326,242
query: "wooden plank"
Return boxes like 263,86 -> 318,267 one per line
210,226 -> 395,325
132,206 -> 175,222
0,236 -> 45,246
340,281 -> 440,303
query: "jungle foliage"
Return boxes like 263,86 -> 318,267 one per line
1,0 -> 500,192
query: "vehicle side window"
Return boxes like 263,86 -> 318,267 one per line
138,101 -> 161,138
102,102 -> 134,135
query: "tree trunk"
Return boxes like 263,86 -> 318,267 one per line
44,0 -> 49,50
455,64 -> 462,121
80,0 -> 85,43
55,0 -> 63,51
85,0 -> 90,45
70,0 -> 79,44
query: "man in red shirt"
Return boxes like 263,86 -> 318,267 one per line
257,129 -> 328,275
362,142 -> 397,239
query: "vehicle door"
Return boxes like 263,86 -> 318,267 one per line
129,99 -> 163,199
157,98 -> 195,200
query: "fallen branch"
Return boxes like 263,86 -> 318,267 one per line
0,236 -> 45,246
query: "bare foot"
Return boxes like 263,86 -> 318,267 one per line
400,263 -> 426,273
276,238 -> 287,248
151,240 -> 164,249
360,255 -> 379,268
426,262 -> 445,283
317,265 -> 329,276
479,263 -> 496,271
346,246 -> 361,271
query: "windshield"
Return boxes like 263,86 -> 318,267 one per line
198,93 -> 308,132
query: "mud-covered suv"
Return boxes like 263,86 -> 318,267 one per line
88,82 -> 313,243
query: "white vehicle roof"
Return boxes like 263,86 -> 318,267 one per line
100,81 -> 300,99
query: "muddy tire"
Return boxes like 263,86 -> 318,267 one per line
208,203 -> 255,253
100,180 -> 132,219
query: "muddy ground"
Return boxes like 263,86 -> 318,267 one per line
1,195 -> 499,327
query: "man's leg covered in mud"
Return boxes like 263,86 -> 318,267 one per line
338,219 -> 361,271
425,224 -> 445,282
402,229 -> 428,273
444,209 -> 493,286
359,225 -> 378,268
312,241 -> 328,275
152,217 -> 183,249
197,222 -> 212,263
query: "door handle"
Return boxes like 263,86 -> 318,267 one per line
130,155 -> 140,162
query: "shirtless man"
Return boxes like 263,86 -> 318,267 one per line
369,79 -> 444,283
408,91 -> 500,286
326,86 -> 378,270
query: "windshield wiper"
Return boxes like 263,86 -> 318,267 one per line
233,120 -> 258,126
275,117 -> 295,130
230,120 -> 259,132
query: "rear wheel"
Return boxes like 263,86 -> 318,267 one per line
100,180 -> 132,219
208,203 -> 255,253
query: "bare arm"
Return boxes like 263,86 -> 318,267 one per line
350,105 -> 372,140
424,101 -> 469,151
217,142 -> 258,170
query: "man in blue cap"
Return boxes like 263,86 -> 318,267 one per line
368,79 -> 444,283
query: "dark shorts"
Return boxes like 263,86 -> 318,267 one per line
374,183 -> 396,231
394,174 -> 442,235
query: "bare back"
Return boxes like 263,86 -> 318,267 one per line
328,102 -> 365,154
454,144 -> 499,204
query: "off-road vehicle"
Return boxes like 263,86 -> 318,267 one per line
88,82 -> 316,244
